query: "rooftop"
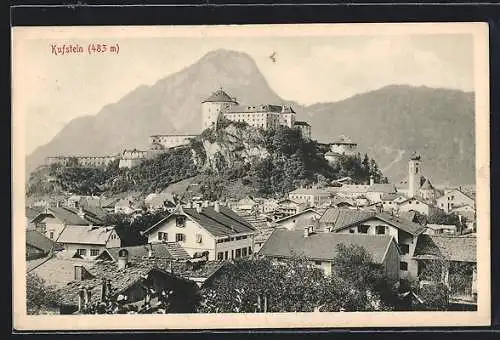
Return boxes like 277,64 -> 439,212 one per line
289,187 -> 331,196
258,229 -> 395,263
413,234 -> 476,263
26,230 -> 61,254
331,135 -> 356,145
294,121 -> 310,126
367,183 -> 397,194
143,205 -> 255,238
98,243 -> 191,262
56,225 -> 117,245
202,89 -> 238,104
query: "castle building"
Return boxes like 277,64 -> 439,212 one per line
201,88 -> 298,131
45,155 -> 118,168
118,149 -> 150,169
294,121 -> 311,140
324,135 -> 358,164
149,134 -> 198,151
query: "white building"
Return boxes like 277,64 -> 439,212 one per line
288,187 -> 331,207
201,88 -> 298,132
141,204 -> 256,261
118,149 -> 150,169
56,225 -> 121,260
149,134 -> 198,151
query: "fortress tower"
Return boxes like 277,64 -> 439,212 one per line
408,152 -> 421,198
201,88 -> 238,131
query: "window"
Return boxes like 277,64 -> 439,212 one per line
175,233 -> 185,242
224,251 -> 229,260
314,261 -> 322,265
400,262 -> 408,271
217,252 -> 224,261
399,244 -> 410,255
158,232 -> 168,241
235,249 -> 242,258
176,216 -> 186,227
242,248 -> 248,257
77,249 -> 87,256
241,235 -> 248,240
349,229 -> 355,234
196,234 -> 203,243
90,249 -> 100,257
248,247 -> 252,254
49,230 -> 54,239
231,250 -> 234,259
358,225 -> 369,234
375,226 -> 386,235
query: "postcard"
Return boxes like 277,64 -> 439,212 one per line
12,22 -> 490,330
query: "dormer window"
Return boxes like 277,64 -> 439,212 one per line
176,216 -> 186,227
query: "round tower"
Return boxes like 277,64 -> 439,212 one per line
408,152 -> 421,198
201,88 -> 238,132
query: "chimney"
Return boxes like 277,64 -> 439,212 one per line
117,249 -> 129,269
214,201 -> 221,213
304,226 -> 311,238
74,264 -> 85,281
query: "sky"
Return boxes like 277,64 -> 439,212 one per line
13,28 -> 475,156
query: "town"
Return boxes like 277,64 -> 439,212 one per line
26,88 -> 477,315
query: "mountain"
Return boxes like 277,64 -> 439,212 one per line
301,85 -> 475,186
26,49 -> 475,186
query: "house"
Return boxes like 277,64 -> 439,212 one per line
321,208 -> 426,280
141,204 -> 256,261
330,184 -> 370,199
288,187 -> 331,207
56,225 -> 122,260
55,253 -> 201,314
273,208 -> 322,231
26,230 -> 62,260
450,204 -> 476,223
230,196 -> 258,213
96,242 -> 191,262
99,197 -> 121,213
275,198 -> 307,217
424,224 -> 458,236
331,197 -> 356,209
254,227 -> 275,253
260,198 -> 279,214
258,229 -> 400,281
25,207 -> 43,230
144,193 -> 176,212
114,197 -> 141,215
413,234 -> 477,309
31,207 -> 104,241
365,183 -> 398,203
397,197 -> 439,217
436,188 -> 475,214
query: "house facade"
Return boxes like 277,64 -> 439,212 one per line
273,209 -> 321,231
436,189 -> 475,214
320,208 -> 425,280
56,225 -> 122,260
288,188 -> 331,207
142,205 -> 256,261
258,229 -> 400,281
397,197 -> 439,217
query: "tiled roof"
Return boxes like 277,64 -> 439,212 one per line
367,184 -> 397,194
26,230 -> 58,253
143,206 -> 255,238
100,197 -> 121,209
202,89 -> 237,103
399,211 -> 418,223
289,188 -> 331,196
144,193 -> 175,207
26,207 -> 43,221
420,178 -> 435,190
319,207 -> 376,228
381,193 -> 404,201
29,257 -> 95,287
294,121 -> 310,126
170,260 -> 230,281
274,209 -> 320,224
258,229 -> 395,263
56,260 -> 197,306
33,207 -> 89,226
319,208 -> 425,236
57,226 -> 116,245
372,212 -> 426,236
335,185 -> 370,194
413,234 -> 476,262
99,243 -> 191,262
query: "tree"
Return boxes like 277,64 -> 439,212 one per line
26,273 -> 62,314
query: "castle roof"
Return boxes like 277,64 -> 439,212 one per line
225,104 -> 295,114
202,89 -> 237,103
294,121 -> 310,127
331,135 -> 356,145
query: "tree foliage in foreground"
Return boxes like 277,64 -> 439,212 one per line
199,244 -> 399,313
27,273 -> 62,314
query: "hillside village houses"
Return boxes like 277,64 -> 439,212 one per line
28,85 -> 478,312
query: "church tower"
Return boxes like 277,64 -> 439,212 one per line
201,88 -> 238,132
408,152 -> 421,198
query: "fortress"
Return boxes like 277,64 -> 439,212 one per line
45,88 -> 312,169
